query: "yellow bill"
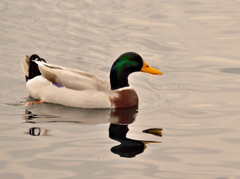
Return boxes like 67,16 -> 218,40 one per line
141,60 -> 163,75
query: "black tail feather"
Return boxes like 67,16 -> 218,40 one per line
27,54 -> 47,81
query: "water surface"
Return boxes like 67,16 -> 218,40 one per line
0,0 -> 240,178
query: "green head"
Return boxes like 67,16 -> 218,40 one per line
110,52 -> 162,90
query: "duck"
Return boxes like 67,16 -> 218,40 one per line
21,52 -> 162,108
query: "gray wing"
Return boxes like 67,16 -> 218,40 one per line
35,61 -> 111,92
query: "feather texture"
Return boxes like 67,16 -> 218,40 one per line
21,56 -> 30,77
24,58 -> 117,108
35,61 -> 111,92
26,76 -> 113,108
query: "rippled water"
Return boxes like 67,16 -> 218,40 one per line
1,0 -> 240,178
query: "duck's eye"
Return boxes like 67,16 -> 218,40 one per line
146,65 -> 149,67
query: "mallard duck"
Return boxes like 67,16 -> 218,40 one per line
22,52 -> 162,108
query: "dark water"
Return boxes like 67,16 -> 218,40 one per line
1,0 -> 240,178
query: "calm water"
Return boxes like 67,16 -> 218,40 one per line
1,0 -> 240,178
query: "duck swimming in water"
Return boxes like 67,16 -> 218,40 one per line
21,52 -> 162,108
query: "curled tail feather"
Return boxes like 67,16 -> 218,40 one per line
21,55 -> 30,81
21,54 -> 47,81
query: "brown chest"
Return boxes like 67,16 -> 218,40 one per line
110,88 -> 139,108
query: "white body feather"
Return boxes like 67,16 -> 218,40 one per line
23,56 -> 118,108
26,76 -> 113,108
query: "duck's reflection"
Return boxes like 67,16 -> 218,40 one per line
24,103 -> 162,158
26,127 -> 51,136
110,107 -> 144,158
109,124 -> 146,158
28,127 -> 41,136
109,108 -> 161,158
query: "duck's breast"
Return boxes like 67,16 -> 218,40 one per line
110,87 -> 139,108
